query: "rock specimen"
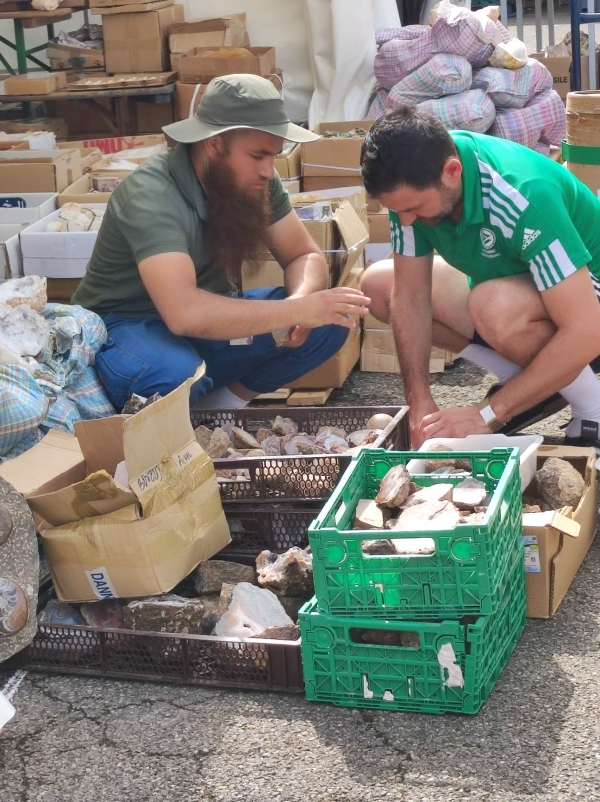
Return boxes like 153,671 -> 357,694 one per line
259,624 -> 300,640
424,444 -> 472,473
121,392 -> 161,415
392,500 -> 461,531
0,275 -> 47,314
376,465 -> 412,508
0,303 -> 49,358
194,595 -> 222,635
452,477 -> 488,510
80,599 -> 125,629
194,425 -> 212,450
347,429 -> 382,447
354,499 -> 385,530
215,582 -> 293,638
389,536 -> 436,555
206,428 -> 231,459
522,504 -> 542,514
361,538 -> 397,556
123,595 -> 204,635
273,594 -> 306,622
255,428 -> 274,444
261,435 -> 281,456
232,427 -> 261,450
272,416 -> 298,436
256,547 -> 313,596
194,560 -> 255,595
1,578 -> 30,633
368,413 -> 393,430
315,426 -> 348,443
535,458 -> 586,510
403,483 -> 454,507
359,629 -> 420,648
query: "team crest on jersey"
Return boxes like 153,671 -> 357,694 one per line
522,228 -> 541,250
480,227 -> 499,258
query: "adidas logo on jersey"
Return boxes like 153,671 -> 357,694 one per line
522,228 -> 541,249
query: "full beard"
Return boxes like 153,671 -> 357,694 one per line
203,156 -> 272,290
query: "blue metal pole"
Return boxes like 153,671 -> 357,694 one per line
571,0 -> 582,91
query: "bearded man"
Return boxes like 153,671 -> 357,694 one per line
73,74 -> 370,410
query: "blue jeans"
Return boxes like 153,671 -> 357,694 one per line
95,286 -> 349,409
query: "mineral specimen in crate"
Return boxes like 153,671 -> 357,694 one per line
256,547 -> 313,596
347,429 -> 382,447
261,435 -> 281,456
360,629 -> 420,647
376,465 -> 412,508
354,499 -> 385,530
256,428 -> 274,444
259,624 -> 300,640
194,560 -> 255,595
315,425 -> 347,443
535,457 -> 586,510
214,582 -> 293,638
272,416 -> 298,436
194,424 -> 212,450
80,599 -> 125,629
206,427 -> 231,459
403,483 -> 454,507
367,413 -> 393,430
232,427 -> 261,450
361,538 -> 396,555
392,500 -> 461,531
123,595 -> 205,635
452,477 -> 488,510
37,599 -> 84,626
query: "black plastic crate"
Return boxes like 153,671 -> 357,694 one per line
190,406 -> 409,504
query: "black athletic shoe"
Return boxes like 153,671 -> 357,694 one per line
564,419 -> 600,456
482,384 -> 569,436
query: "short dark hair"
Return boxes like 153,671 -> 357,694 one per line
361,106 -> 458,197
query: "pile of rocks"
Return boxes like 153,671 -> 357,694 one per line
37,546 -> 315,642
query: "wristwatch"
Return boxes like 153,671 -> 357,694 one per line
478,399 -> 504,432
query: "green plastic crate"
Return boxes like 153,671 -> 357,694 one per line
299,545 -> 526,715
309,448 -> 522,620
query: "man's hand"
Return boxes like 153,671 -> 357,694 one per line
293,287 -> 370,329
420,405 -> 492,441
286,325 -> 310,348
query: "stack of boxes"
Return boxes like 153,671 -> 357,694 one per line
299,447 -> 527,713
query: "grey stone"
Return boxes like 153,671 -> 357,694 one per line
80,599 -> 125,629
361,538 -> 397,555
123,595 -> 204,635
376,465 -> 412,508
194,560 -> 255,595
259,624 -> 300,640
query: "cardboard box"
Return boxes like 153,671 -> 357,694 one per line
0,430 -> 85,498
0,118 -> 68,140
57,144 -> 103,179
365,242 -> 393,266
301,175 -> 381,212
282,179 -> 300,194
168,14 -> 249,54
286,320 -> 361,390
178,46 -> 276,84
361,328 -> 399,373
289,185 -> 367,221
0,192 -> 57,223
104,5 -> 184,74
58,174 -> 112,206
0,149 -> 81,193
302,121 -> 372,178
136,99 -> 174,133
62,134 -> 165,154
20,203 -> 105,278
0,223 -> 24,279
26,377 -> 231,602
175,81 -> 206,119
274,143 -> 301,181
46,277 -> 81,303
523,445 -> 597,618
4,72 -> 67,97
368,212 -> 390,243
47,43 -> 105,71
531,52 -> 599,100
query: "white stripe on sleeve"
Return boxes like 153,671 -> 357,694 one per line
548,239 -> 577,279
402,225 -> 416,257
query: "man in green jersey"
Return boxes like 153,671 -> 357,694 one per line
73,75 -> 370,410
360,106 -> 600,451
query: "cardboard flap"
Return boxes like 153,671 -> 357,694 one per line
27,469 -> 136,527
0,430 -> 84,496
74,415 -> 126,476
122,369 -> 203,493
334,202 -> 369,285
551,508 -> 581,538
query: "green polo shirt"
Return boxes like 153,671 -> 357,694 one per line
389,131 -> 600,292
72,144 -> 293,318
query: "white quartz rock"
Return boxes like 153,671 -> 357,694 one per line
215,582 -> 293,638
0,304 -> 49,357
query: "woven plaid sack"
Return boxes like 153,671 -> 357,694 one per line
367,87 -> 389,119
489,89 -> 566,149
389,53 -> 472,107
0,365 -> 48,457
419,88 -> 496,133
473,60 -> 553,109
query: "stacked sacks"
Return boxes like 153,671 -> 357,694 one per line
369,1 -> 565,153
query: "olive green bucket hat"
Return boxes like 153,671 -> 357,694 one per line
163,73 -> 320,144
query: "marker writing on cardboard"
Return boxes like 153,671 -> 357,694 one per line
136,465 -> 162,493
176,449 -> 193,468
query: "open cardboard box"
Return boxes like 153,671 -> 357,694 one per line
58,174 -> 112,206
0,149 -> 81,194
302,120 -> 372,178
523,445 -> 598,618
23,375 -> 231,602
168,13 -> 249,54
178,46 -> 276,83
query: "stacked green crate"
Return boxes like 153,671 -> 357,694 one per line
299,448 -> 527,714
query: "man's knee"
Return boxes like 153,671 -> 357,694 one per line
96,334 -> 201,409
467,276 -> 546,348
360,259 -> 393,324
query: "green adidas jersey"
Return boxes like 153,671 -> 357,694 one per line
389,131 -> 600,294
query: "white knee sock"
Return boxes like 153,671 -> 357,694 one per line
194,386 -> 250,409
458,344 -> 522,385
562,367 -> 600,437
